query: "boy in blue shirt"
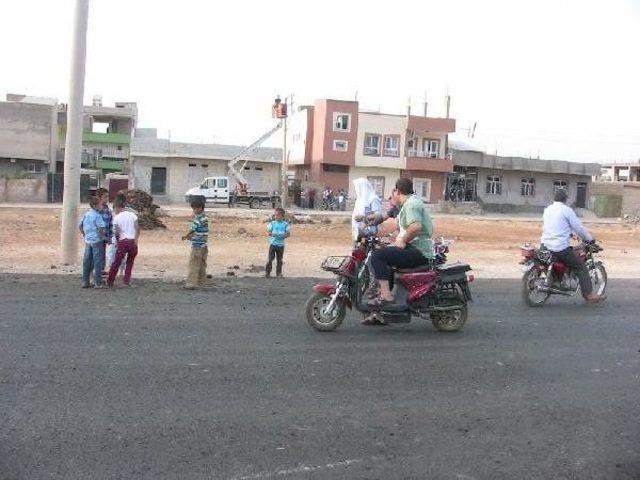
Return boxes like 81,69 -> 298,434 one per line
78,196 -> 106,288
265,207 -> 291,278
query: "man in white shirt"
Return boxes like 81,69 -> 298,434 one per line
541,188 -> 603,303
106,197 -> 140,287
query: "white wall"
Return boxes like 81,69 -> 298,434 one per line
355,113 -> 405,169
286,108 -> 309,166
349,166 -> 401,200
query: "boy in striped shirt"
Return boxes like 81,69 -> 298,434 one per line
182,198 -> 209,289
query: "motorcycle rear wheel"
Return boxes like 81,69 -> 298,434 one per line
305,293 -> 346,332
589,264 -> 607,297
522,269 -> 550,307
431,303 -> 468,332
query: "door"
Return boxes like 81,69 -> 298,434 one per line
215,177 -> 229,203
413,178 -> 432,203
576,182 -> 587,208
150,167 -> 167,195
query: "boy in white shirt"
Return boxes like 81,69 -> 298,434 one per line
106,197 -> 140,287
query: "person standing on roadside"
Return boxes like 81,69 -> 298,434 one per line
308,188 -> 316,210
79,196 -> 106,288
106,197 -> 140,287
265,207 -> 291,278
182,198 -> 209,289
97,188 -> 113,277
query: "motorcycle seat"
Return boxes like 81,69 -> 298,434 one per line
396,264 -> 434,274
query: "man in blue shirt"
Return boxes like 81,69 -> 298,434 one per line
265,207 -> 291,278
78,196 -> 106,288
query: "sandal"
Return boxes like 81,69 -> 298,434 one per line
367,297 -> 394,309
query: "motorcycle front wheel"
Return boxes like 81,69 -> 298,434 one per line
589,264 -> 608,297
522,268 -> 550,307
305,292 -> 346,332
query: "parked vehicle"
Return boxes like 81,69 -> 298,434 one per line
305,234 -> 474,332
520,240 -> 607,307
185,176 -> 280,209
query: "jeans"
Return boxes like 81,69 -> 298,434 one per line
107,239 -> 138,286
82,241 -> 105,286
266,245 -> 284,276
370,245 -> 429,281
552,247 -> 593,297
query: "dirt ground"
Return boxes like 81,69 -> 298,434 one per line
1,207 -> 638,281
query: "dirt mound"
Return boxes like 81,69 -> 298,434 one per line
121,190 -> 166,230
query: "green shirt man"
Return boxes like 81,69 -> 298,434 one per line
397,195 -> 434,259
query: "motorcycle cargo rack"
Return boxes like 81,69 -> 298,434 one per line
321,256 -> 352,273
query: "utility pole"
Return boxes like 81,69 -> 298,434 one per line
61,0 -> 90,265
280,95 -> 290,208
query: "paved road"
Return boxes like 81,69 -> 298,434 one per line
1,275 -> 639,479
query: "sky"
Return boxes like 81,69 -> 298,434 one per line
2,0 -> 640,163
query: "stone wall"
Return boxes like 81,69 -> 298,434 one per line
590,182 -> 640,216
0,178 -> 47,203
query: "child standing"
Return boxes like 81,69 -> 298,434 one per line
78,196 -> 106,288
265,207 -> 291,278
182,198 -> 209,289
97,188 -> 113,276
106,197 -> 140,287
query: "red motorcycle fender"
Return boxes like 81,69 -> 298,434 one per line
313,284 -> 336,295
312,284 -> 352,308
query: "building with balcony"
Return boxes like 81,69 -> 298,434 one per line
287,98 -> 456,203
57,97 -> 137,175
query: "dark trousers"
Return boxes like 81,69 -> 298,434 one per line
266,245 -> 285,276
107,239 -> 138,286
370,245 -> 428,281
553,247 -> 593,297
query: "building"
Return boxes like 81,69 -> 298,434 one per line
130,128 -> 282,204
597,161 -> 640,182
57,96 -> 137,175
0,94 -> 59,178
448,141 -> 601,212
287,99 -> 456,202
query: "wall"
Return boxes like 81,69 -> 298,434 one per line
348,166 -> 401,199
590,181 -> 640,216
403,170 -> 446,203
0,178 -> 47,203
477,169 -> 592,211
355,112 -> 405,169
286,107 -> 311,166
0,102 -> 56,162
313,99 -> 358,167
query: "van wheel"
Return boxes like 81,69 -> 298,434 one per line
250,198 -> 261,209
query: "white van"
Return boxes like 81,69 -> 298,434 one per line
185,176 -> 280,209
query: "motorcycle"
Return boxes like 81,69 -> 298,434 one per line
305,234 -> 474,332
520,240 -> 607,307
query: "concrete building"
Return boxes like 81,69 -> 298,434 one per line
449,141 -> 600,212
130,129 -> 282,204
597,161 -> 640,182
287,99 -> 456,202
57,96 -> 137,175
0,94 -> 59,178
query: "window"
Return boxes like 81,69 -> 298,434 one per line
413,178 -> 432,202
423,139 -> 439,158
383,136 -> 400,157
364,134 -> 381,156
333,113 -> 351,132
201,164 -> 208,168
24,163 -> 43,173
521,178 -> 536,196
367,176 -> 385,198
322,164 -> 349,173
150,167 -> 167,195
217,178 -> 228,189
333,140 -> 348,152
117,145 -> 123,151
554,180 -> 568,192
188,163 -> 197,167
486,175 -> 502,195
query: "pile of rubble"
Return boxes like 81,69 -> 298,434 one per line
121,189 -> 166,230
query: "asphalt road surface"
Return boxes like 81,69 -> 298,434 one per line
1,274 -> 639,480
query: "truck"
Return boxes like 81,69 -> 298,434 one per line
184,96 -> 290,209
185,176 -> 280,209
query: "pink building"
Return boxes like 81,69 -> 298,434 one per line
287,99 -> 456,203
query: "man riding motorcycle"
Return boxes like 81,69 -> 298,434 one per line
541,188 -> 605,304
369,177 -> 434,307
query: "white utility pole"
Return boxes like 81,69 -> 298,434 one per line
61,0 -> 90,265
280,96 -> 289,208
